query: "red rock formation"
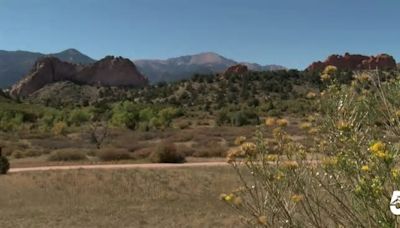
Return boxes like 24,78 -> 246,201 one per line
10,57 -> 80,97
223,64 -> 249,75
10,56 -> 148,97
307,53 -> 397,72
360,54 -> 397,70
76,56 -> 148,87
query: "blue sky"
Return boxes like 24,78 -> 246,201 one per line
0,0 -> 399,69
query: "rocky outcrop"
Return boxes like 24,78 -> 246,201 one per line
10,56 -> 148,97
307,53 -> 397,72
360,54 -> 397,70
76,56 -> 148,87
10,57 -> 80,97
223,64 -> 249,75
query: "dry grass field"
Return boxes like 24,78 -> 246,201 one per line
0,166 -> 245,228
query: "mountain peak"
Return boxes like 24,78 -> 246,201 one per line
187,52 -> 234,65
49,49 -> 96,65
59,48 -> 82,55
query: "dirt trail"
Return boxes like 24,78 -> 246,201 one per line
9,162 -> 229,173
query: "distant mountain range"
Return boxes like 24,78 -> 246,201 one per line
0,49 -> 95,88
135,52 -> 286,83
0,49 -> 286,88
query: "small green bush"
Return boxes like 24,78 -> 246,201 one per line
150,142 -> 185,163
0,155 -> 10,174
48,149 -> 87,161
97,149 -> 131,161
68,109 -> 91,126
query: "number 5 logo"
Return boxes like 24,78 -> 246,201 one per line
390,191 -> 400,215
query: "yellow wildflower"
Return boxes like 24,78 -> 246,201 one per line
291,194 -> 304,203
370,141 -> 385,154
226,149 -> 241,163
265,117 -> 276,127
361,165 -> 369,172
322,157 -> 338,167
392,169 -> 400,178
265,154 -> 278,162
355,73 -> 370,82
375,150 -> 388,160
371,178 -> 384,196
323,65 -> 338,75
354,185 -> 362,194
274,171 -> 285,181
223,193 -> 235,202
320,73 -> 331,81
219,193 -> 228,201
240,142 -> 257,156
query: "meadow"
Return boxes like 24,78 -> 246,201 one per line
0,167 -> 244,228
2,68 -> 400,227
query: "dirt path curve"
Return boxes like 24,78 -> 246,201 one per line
9,162 -> 229,173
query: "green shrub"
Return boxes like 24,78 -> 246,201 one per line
68,109 -> 91,126
97,149 -> 131,161
110,101 -> 140,129
0,111 -> 23,132
230,110 -> 260,126
216,109 -> 230,126
158,107 -> 180,127
150,142 -> 185,163
48,149 -> 87,161
0,152 -> 10,174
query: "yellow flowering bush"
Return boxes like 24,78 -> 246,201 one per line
52,121 -> 67,136
223,71 -> 400,227
276,118 -> 289,127
240,142 -> 257,156
361,165 -> 369,172
264,117 -> 276,127
320,73 -> 331,81
299,122 -> 312,130
323,65 -> 338,75
234,136 -> 247,146
320,65 -> 338,82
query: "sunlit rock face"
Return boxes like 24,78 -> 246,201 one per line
306,53 -> 397,72
10,56 -> 148,97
